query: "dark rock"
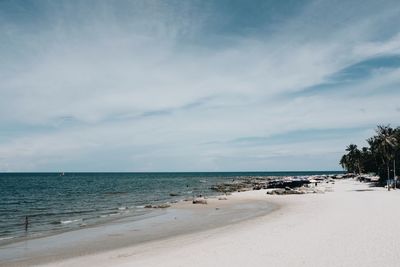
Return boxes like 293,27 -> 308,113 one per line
193,198 -> 207,204
144,204 -> 171,208
266,179 -> 310,189
267,188 -> 305,195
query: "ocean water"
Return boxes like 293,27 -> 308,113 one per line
0,171 -> 341,244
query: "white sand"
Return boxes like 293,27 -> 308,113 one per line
42,179 -> 400,267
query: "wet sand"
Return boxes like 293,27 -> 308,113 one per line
0,193 -> 276,266
4,179 -> 400,267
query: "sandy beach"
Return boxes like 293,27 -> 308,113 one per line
3,179 -> 400,267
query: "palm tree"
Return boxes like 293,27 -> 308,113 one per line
375,125 -> 397,190
392,127 -> 400,188
367,136 -> 384,175
340,125 -> 400,188
360,147 -> 371,173
345,144 -> 362,174
340,154 -> 348,171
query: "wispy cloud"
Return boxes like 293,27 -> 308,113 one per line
0,0 -> 400,171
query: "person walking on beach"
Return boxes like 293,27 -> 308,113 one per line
25,216 -> 29,232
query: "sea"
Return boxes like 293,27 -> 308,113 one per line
0,171 -> 342,244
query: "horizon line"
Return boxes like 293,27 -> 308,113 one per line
0,170 -> 345,174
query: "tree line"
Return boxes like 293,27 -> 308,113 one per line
340,125 -> 400,184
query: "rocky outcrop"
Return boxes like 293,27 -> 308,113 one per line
210,176 -> 317,193
266,188 -> 305,195
210,182 -> 250,193
267,186 -> 326,195
210,175 -> 337,197
265,179 -> 310,189
144,204 -> 171,209
192,198 -> 208,204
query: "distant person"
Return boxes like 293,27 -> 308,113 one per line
25,216 -> 29,232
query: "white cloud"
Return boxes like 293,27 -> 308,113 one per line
1,0 -> 400,171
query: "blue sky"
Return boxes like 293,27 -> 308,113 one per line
1,0 -> 400,172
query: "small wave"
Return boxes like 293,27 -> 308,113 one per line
99,212 -> 120,218
29,209 -> 95,218
0,201 -> 20,205
60,219 -> 82,224
103,191 -> 128,195
0,236 -> 15,241
118,207 -> 128,210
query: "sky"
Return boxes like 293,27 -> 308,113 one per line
1,0 -> 400,172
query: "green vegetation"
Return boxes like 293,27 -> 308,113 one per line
340,125 -> 400,184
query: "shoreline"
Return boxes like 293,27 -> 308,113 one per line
0,190 -> 279,267
0,173 -> 338,251
1,172 -> 341,247
32,179 -> 400,266
4,178 -> 400,267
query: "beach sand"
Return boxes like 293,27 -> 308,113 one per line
4,179 -> 400,267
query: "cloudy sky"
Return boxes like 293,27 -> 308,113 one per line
1,0 -> 400,172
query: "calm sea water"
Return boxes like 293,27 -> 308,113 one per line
0,171 -> 341,243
